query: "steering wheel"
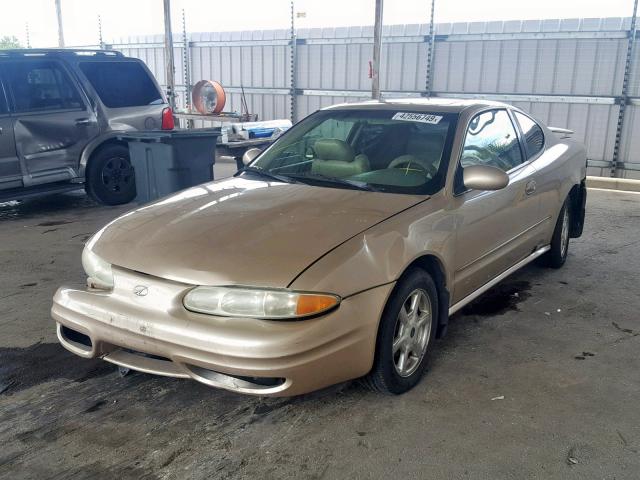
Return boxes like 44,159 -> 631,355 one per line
463,145 -> 511,171
388,155 -> 437,176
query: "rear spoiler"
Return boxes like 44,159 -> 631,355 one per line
548,126 -> 574,139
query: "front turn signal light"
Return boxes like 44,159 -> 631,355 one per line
295,294 -> 339,316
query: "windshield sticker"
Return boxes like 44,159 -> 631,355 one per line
392,112 -> 443,124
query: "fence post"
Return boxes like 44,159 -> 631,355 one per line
424,0 -> 436,97
290,0 -> 298,123
163,0 -> 177,109
182,9 -> 192,114
55,0 -> 65,48
98,15 -> 104,50
371,0 -> 384,100
611,0 -> 639,177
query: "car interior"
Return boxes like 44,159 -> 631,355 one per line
266,116 -> 450,189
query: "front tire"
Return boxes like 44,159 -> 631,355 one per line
86,144 -> 136,205
539,200 -> 570,269
364,268 -> 438,394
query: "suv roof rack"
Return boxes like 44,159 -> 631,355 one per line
0,49 -> 124,58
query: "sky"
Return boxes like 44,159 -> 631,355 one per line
0,0 -> 637,48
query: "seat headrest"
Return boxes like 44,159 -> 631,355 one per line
314,139 -> 355,162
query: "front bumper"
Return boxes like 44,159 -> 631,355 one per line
51,267 -> 393,396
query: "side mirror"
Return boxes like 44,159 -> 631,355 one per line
242,148 -> 262,166
462,165 -> 509,191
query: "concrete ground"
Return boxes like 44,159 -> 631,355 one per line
1,162 -> 639,479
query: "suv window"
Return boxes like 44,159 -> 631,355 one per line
514,111 -> 544,159
460,109 -> 523,172
0,84 -> 7,114
79,61 -> 163,108
5,60 -> 83,112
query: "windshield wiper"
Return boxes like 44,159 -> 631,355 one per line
287,173 -> 380,192
235,166 -> 297,184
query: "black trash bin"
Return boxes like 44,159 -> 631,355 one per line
119,128 -> 221,203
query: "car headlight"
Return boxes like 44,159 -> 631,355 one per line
183,286 -> 340,319
81,246 -> 114,290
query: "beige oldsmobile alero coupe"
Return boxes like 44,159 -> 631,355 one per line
52,99 -> 587,396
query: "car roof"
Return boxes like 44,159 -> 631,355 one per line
323,97 -> 512,114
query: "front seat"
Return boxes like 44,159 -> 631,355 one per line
311,139 -> 370,178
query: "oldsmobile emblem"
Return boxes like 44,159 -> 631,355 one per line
133,285 -> 149,297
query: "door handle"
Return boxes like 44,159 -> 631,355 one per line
75,118 -> 91,126
525,180 -> 537,195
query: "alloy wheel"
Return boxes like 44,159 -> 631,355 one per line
392,289 -> 432,377
560,207 -> 569,258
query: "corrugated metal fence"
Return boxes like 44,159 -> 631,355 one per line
103,17 -> 640,179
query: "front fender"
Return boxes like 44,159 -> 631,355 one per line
288,193 -> 455,298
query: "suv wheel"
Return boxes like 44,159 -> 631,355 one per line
363,268 -> 438,394
86,144 -> 136,205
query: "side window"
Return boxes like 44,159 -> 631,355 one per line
514,111 -> 544,159
5,60 -> 83,113
460,109 -> 523,172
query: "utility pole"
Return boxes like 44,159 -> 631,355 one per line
55,0 -> 65,47
371,0 -> 384,100
163,0 -> 177,109
25,23 -> 31,49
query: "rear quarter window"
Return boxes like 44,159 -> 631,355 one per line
79,61 -> 163,108
514,111 -> 544,159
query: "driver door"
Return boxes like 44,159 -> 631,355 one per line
451,108 -> 541,304
0,74 -> 21,190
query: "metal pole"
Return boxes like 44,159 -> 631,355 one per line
290,0 -> 298,123
98,15 -> 104,49
611,0 -> 639,177
182,9 -> 191,113
55,0 -> 65,47
163,0 -> 177,109
425,0 -> 436,97
25,23 -> 31,49
371,0 -> 384,99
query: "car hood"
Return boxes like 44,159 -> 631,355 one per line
90,177 -> 426,288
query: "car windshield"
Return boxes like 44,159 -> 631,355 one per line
246,109 -> 458,194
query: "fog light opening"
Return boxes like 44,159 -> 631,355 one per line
60,325 -> 93,350
185,364 -> 285,390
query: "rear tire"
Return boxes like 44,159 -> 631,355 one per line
539,200 -> 570,269
363,268 -> 438,394
86,144 -> 136,205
